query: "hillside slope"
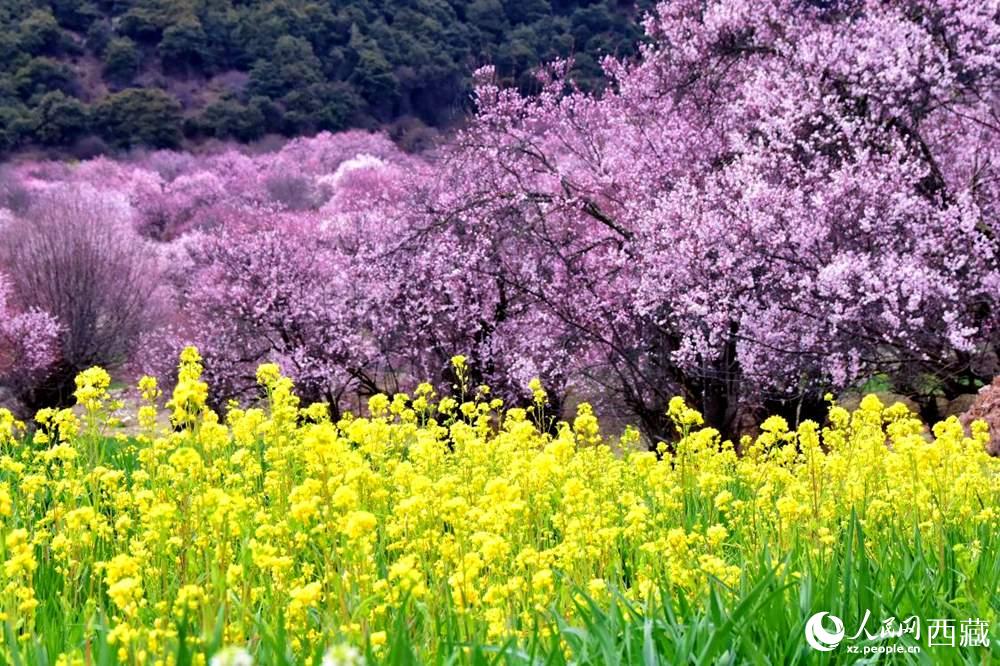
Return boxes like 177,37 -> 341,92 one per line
0,0 -> 647,155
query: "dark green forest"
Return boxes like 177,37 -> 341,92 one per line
0,0 -> 647,154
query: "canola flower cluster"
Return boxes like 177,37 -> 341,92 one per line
0,350 -> 998,664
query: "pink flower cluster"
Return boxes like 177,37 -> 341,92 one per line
416,0 -> 1000,433
1,2 -> 998,440
0,274 -> 60,405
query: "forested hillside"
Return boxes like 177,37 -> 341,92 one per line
0,0 -> 647,154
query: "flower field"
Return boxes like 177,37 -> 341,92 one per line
0,350 -> 996,665
1,0 -> 1000,664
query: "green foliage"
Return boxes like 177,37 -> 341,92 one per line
85,18 -> 112,55
347,26 -> 398,120
30,90 -> 89,145
13,57 -> 76,100
505,0 -> 552,24
159,18 -> 209,73
95,87 -> 182,148
0,0 -> 650,153
194,93 -> 266,141
102,37 -> 139,87
0,31 -> 23,70
17,8 -> 62,55
118,0 -> 187,43
468,0 -> 509,36
0,104 -> 33,152
49,0 -> 100,32
287,82 -> 361,133
248,35 -> 324,99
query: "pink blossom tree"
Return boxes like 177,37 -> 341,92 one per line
0,184 -> 162,407
133,134 -> 438,412
143,216 -> 382,415
403,0 -> 1000,438
0,273 -> 61,411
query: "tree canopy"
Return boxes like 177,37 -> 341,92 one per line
0,0 -> 648,154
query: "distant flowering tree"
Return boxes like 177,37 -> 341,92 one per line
409,0 -> 1000,438
0,184 -> 162,407
272,130 -> 412,175
0,273 -> 60,410
151,218 -> 382,415
133,135 -> 440,410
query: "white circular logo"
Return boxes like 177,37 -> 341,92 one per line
805,612 -> 845,651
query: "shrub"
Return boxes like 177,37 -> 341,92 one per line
95,88 -> 183,149
17,9 -> 62,56
0,184 -> 161,407
85,20 -> 112,55
30,90 -> 89,145
102,37 -> 140,88
159,19 -> 209,73
13,57 -> 77,99
0,272 -> 60,411
196,95 -> 266,142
